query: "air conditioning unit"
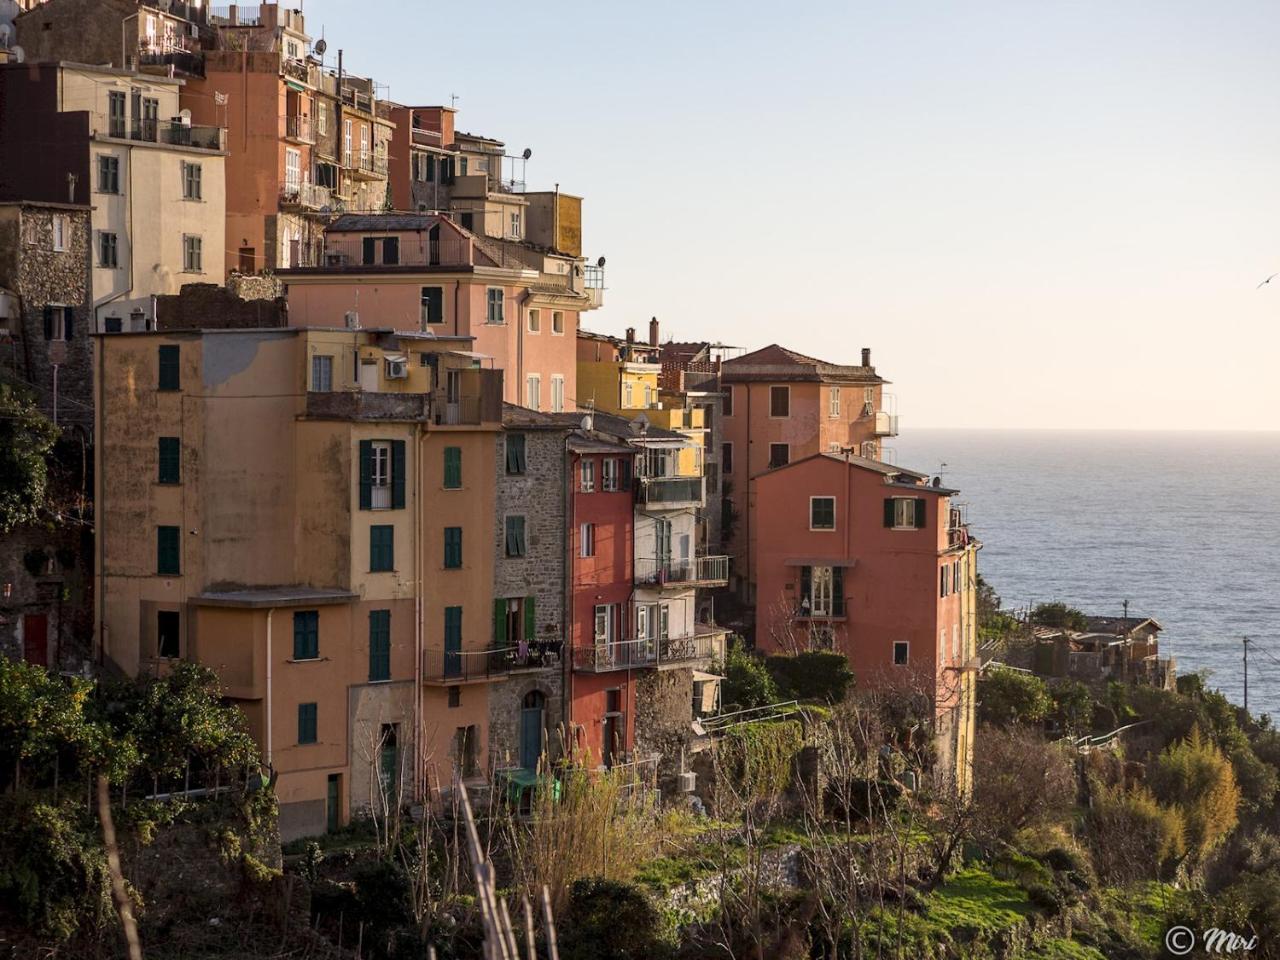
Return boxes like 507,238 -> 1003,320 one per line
678,771 -> 697,793
385,357 -> 408,379
343,310 -> 359,329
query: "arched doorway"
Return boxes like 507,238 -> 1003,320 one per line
519,690 -> 546,770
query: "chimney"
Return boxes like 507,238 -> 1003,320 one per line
625,327 -> 635,344
648,316 -> 659,347
861,347 -> 871,367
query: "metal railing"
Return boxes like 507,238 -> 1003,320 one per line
637,476 -> 703,507
280,181 -> 331,210
126,119 -> 224,150
282,114 -> 314,142
320,236 -> 474,269
874,411 -> 899,437
572,631 -> 724,672
635,555 -> 729,587
340,88 -> 373,113
137,49 -> 204,75
423,643 -> 561,683
342,150 -> 389,178
209,4 -> 261,25
282,59 -> 311,85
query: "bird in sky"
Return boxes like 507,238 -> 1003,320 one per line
1258,273 -> 1278,288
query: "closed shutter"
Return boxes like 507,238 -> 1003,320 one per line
883,498 -> 895,528
369,610 -> 391,681
391,440 -> 406,508
524,595 -> 536,640
359,440 -> 373,510
158,437 -> 181,484
158,345 -> 180,390
493,599 -> 506,647
620,457 -> 632,491
362,236 -> 376,265
444,447 -> 461,488
157,526 -> 180,575
43,306 -> 54,340
915,498 -> 928,529
800,565 -> 812,611
833,566 -> 844,617
383,236 -> 400,265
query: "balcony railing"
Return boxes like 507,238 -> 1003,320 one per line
572,630 -> 725,673
319,236 -> 474,269
137,49 -> 205,76
874,411 -> 899,437
637,476 -> 704,508
282,114 -> 314,143
280,181 -> 331,210
342,150 -> 388,179
635,555 -> 730,588
126,119 -> 224,150
142,0 -> 208,22
340,88 -> 374,113
282,58 -> 311,85
306,391 -> 428,421
423,642 -> 561,683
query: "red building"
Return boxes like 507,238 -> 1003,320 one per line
566,435 -> 639,766
750,453 -> 979,789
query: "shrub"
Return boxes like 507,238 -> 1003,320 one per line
973,724 -> 1077,844
1148,727 -> 1240,860
765,650 -> 853,704
1087,784 -> 1185,883
719,643 -> 778,710
977,668 -> 1053,727
1030,602 -> 1087,632
1050,680 -> 1094,737
562,877 -> 672,960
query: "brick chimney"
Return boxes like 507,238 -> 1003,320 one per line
626,327 -> 635,344
861,347 -> 871,367
649,316 -> 659,347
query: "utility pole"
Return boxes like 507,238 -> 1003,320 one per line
1243,636 -> 1250,713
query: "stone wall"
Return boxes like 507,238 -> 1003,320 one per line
488,427 -> 567,767
634,667 -> 697,791
156,283 -> 286,331
0,522 -> 93,670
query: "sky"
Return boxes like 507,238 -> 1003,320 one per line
297,0 -> 1280,430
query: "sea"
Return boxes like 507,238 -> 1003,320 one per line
893,430 -> 1280,720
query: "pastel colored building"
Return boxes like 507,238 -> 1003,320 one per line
750,453 -> 978,791
720,344 -> 897,601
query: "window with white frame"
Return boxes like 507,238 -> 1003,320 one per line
581,523 -> 596,558
284,150 -> 301,192
371,440 -> 392,509
828,386 -> 840,418
527,308 -> 540,333
810,566 -> 834,616
98,231 -> 119,269
602,458 -> 618,491
890,497 -> 922,529
52,216 -> 68,252
622,381 -> 634,407
550,375 -> 565,413
486,288 -> 504,324
182,235 -> 203,272
525,374 -> 540,410
643,384 -> 654,408
182,161 -> 202,200
316,101 -> 327,135
311,355 -> 333,392
509,211 -> 521,238
580,458 -> 595,492
343,118 -> 353,161
593,603 -> 612,643
552,311 -> 564,334
952,622 -> 960,661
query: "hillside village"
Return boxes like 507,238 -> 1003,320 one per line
1,4 -> 1277,959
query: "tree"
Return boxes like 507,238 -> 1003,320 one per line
1050,680 -> 1094,737
766,651 -> 854,704
562,877 -> 672,960
1148,727 -> 1241,860
977,667 -> 1053,727
720,643 -> 778,710
972,724 -> 1077,845
1030,602 -> 1087,632
1087,783 -> 1185,883
0,382 -> 59,534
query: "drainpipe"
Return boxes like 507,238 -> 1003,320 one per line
563,433 -> 574,749
413,425 -> 424,800
265,607 -> 275,769
96,336 -> 106,664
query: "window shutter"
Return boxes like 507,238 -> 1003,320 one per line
43,306 -> 54,340
62,307 -> 73,340
493,599 -> 506,647
621,458 -> 632,491
833,566 -> 844,617
391,440 -> 406,508
915,498 -> 928,529
362,236 -> 376,265
444,447 -> 461,488
800,565 -> 812,608
524,595 -> 536,639
883,498 -> 895,528
358,440 -> 373,510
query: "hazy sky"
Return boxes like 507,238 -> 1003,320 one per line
299,0 -> 1280,430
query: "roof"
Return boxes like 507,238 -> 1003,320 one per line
752,452 -> 943,488
721,343 -> 884,384
192,587 -> 358,608
329,213 -> 443,233
502,403 -> 568,430
1083,616 -> 1163,636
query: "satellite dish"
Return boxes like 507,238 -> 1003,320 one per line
11,44 -> 24,63
314,38 -> 327,56
596,256 -> 606,268
580,415 -> 593,431
179,108 -> 192,123
629,414 -> 649,436
521,147 -> 532,160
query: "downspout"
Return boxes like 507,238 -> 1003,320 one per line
516,288 -> 531,401
413,424 -> 424,800
95,336 -> 106,664
265,607 -> 275,769
453,279 -> 460,337
563,433 -> 574,750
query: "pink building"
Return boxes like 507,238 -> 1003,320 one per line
750,453 -> 979,787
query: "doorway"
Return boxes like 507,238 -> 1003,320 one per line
519,690 -> 545,770
23,614 -> 48,667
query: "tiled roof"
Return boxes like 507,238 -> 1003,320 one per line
329,213 -> 441,232
752,451 -> 937,486
722,343 -> 883,384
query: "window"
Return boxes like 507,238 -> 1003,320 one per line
42,306 -> 72,341
893,641 -> 909,666
505,515 -> 527,557
722,386 -> 734,416
505,433 -> 526,475
343,118 -> 353,160
108,91 -> 126,137
316,101 -> 327,135
316,162 -> 338,189
622,381 -> 634,408
552,311 -> 564,335
311,355 -> 333,391
182,234 -> 202,272
828,386 -> 840,418
443,446 -> 462,489
370,525 -> 394,571
157,610 -> 180,659
443,527 -> 463,568
593,604 -> 612,644
157,525 -> 180,575
800,565 -> 844,617
510,210 -> 521,238
182,161 -> 202,200
525,374 -> 540,410
52,215 -> 68,252
551,375 -> 565,412
580,458 -> 595,492
722,442 -> 733,474
459,211 -> 473,231
885,497 -> 927,530
359,439 -> 405,510
420,286 -> 444,325
293,610 -> 319,660
98,155 -> 120,194
527,308 -> 540,332
810,496 -> 836,530
769,385 -> 790,417
580,523 -> 595,557
96,231 -> 118,268
602,458 -> 618,492
158,437 -> 180,484
953,560 -> 961,594
369,609 -> 391,682
298,703 -> 318,744
158,345 -> 180,390
447,686 -> 460,708
939,566 -> 949,598
768,443 -> 790,469
486,288 -> 504,324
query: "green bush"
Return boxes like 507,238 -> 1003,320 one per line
977,668 -> 1053,727
718,643 -> 778,710
562,877 -> 672,960
1148,727 -> 1241,860
765,650 -> 853,703
1030,602 -> 1087,631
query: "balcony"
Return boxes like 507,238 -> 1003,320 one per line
319,235 -> 474,270
280,181 -> 331,211
340,88 -> 374,114
427,370 -> 504,427
343,150 -> 389,180
282,58 -> 311,86
282,114 -> 315,144
422,642 -> 562,684
637,475 -> 704,508
572,628 -> 726,674
874,411 -> 900,437
635,555 -> 730,588
583,263 -> 605,309
305,391 -> 428,422
127,119 -> 224,150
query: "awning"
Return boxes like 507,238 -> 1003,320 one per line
783,557 -> 858,568
382,353 -> 407,364
286,81 -> 307,93
691,671 -> 724,682
448,350 -> 493,361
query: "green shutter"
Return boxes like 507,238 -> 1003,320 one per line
359,440 -> 373,510
158,345 -> 180,390
43,306 -> 54,340
620,458 -> 632,491
800,565 -> 811,611
158,436 -> 180,484
157,526 -> 180,575
444,527 -> 462,568
833,567 -> 844,618
391,440 -> 406,509
371,525 -> 394,571
494,599 -> 506,647
298,703 -> 317,744
369,610 -> 391,681
444,446 -> 461,489
915,498 -> 928,529
524,595 -> 536,640
883,498 -> 895,528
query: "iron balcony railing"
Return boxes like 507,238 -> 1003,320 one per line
282,114 -> 315,143
635,555 -> 730,588
320,236 -> 474,269
340,88 -> 374,113
422,642 -> 561,683
128,119 -> 224,150
280,181 -> 331,210
572,630 -> 725,673
637,476 -> 704,507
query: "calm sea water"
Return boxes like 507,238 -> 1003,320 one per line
893,430 -> 1280,719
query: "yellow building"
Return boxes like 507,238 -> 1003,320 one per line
94,325 -> 506,838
